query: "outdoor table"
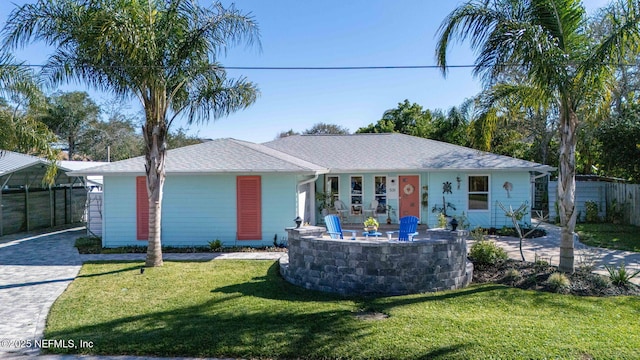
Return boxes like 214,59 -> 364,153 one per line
363,231 -> 382,240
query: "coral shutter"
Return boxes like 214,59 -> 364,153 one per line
136,176 -> 149,240
236,176 -> 262,240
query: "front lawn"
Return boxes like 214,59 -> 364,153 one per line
45,260 -> 640,359
576,223 -> 640,252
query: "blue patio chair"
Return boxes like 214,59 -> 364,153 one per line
386,216 -> 419,241
324,214 -> 358,240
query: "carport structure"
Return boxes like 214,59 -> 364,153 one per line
0,151 -> 95,236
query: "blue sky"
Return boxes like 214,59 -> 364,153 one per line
0,0 -> 610,143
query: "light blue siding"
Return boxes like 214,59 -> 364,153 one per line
102,176 -> 138,247
316,171 -> 533,229
102,173 -> 297,248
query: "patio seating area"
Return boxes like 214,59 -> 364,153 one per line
281,226 -> 473,296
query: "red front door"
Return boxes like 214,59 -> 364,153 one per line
236,176 -> 262,240
398,175 -> 420,219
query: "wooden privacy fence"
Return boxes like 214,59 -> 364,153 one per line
0,186 -> 87,236
605,183 -> 640,226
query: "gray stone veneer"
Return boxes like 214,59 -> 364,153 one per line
280,227 -> 473,296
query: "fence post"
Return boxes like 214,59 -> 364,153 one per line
25,185 -> 30,231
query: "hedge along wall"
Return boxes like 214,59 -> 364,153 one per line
0,186 -> 87,236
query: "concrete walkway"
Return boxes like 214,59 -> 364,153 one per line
484,220 -> 640,283
0,223 -> 638,358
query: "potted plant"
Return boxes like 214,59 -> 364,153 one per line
315,191 -> 336,217
364,217 -> 379,234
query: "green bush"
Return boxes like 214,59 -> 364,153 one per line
588,273 -> 611,289
585,201 -> 599,223
547,272 -> 571,293
606,199 -> 626,224
469,240 -> 508,265
74,237 -> 102,254
208,239 -> 223,252
470,227 -> 486,242
504,268 -> 521,281
605,262 -> 640,287
437,213 -> 447,228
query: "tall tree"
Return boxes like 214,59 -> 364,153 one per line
595,103 -> 640,181
0,51 -> 56,162
80,116 -> 144,162
430,107 -> 470,146
436,0 -> 640,272
356,99 -> 434,137
275,129 -> 299,139
303,122 -> 350,135
5,0 -> 260,267
167,127 -> 206,148
42,91 -> 100,160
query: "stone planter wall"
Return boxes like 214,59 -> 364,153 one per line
280,228 -> 473,296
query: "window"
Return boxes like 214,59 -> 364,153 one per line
326,176 -> 339,204
350,176 -> 363,214
374,176 -> 387,214
468,175 -> 489,210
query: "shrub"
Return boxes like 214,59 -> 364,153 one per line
504,268 -> 521,281
588,274 -> 611,290
533,253 -> 550,268
605,262 -> 640,287
208,239 -> 223,252
74,237 -> 102,254
470,227 -> 486,242
606,199 -> 625,224
547,272 -> 571,293
469,240 -> 508,265
437,213 -> 447,228
585,201 -> 599,223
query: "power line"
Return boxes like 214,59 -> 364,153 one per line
9,64 -> 470,70
4,63 -> 640,70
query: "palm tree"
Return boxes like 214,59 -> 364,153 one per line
0,51 -> 57,173
4,0 -> 260,267
436,0 -> 640,272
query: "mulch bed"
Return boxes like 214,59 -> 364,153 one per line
473,259 -> 640,296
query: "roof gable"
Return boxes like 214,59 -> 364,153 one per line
263,133 -> 554,172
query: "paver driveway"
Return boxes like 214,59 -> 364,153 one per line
0,227 -> 84,356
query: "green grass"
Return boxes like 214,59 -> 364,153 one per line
73,237 -> 285,254
45,261 -> 640,359
576,223 -> 640,252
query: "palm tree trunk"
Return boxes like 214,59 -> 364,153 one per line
144,123 -> 166,267
557,98 -> 578,273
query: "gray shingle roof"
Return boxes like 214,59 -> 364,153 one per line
68,138 -> 328,175
263,133 -> 555,172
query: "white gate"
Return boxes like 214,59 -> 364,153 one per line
86,190 -> 103,237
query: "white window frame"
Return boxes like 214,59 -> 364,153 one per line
325,175 -> 340,205
468,175 -> 490,211
373,175 -> 388,215
350,175 -> 363,215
